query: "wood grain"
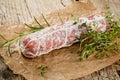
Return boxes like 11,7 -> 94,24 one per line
0,0 -> 120,80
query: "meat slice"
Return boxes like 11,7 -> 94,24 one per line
20,14 -> 107,58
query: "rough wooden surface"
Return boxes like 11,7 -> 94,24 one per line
0,0 -> 120,80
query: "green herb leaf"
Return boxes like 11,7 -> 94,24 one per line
117,22 -> 120,27
25,24 -> 44,32
34,17 -> 44,28
0,34 -> 8,42
71,14 -> 75,20
94,53 -> 100,58
58,13 -> 64,23
41,14 -> 50,26
39,65 -> 48,76
8,44 -> 11,56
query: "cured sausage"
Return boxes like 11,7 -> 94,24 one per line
20,14 -> 107,58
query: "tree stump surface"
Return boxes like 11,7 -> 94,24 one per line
0,0 -> 120,80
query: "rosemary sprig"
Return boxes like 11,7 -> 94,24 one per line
0,17 -> 45,55
25,17 -> 45,32
0,36 -> 20,48
25,24 -> 44,32
0,35 -> 20,56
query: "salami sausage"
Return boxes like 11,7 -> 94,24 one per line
20,14 -> 107,58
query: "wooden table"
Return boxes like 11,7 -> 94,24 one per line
0,0 -> 120,80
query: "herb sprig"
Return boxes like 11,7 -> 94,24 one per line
78,6 -> 120,60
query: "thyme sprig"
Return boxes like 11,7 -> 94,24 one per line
78,7 -> 120,60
